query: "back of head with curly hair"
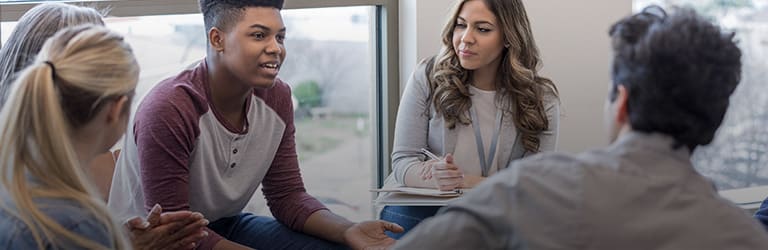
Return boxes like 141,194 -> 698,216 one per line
608,6 -> 741,151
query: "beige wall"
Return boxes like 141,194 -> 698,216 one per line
399,0 -> 632,153
398,0 -> 451,86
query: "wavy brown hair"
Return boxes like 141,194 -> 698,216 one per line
427,0 -> 558,153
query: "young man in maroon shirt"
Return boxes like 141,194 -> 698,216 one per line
108,1 -> 402,249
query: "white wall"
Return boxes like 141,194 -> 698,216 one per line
399,0 -> 632,153
398,0 -> 452,87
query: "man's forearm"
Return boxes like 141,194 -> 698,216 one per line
302,209 -> 354,244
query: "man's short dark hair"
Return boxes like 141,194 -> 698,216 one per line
608,5 -> 742,150
198,0 -> 284,32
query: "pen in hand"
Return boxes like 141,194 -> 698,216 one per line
419,148 -> 441,180
420,148 -> 441,161
419,148 -> 463,193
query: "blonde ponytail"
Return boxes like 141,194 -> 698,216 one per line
0,24 -> 137,250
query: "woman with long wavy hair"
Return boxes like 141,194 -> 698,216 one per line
382,0 -> 560,238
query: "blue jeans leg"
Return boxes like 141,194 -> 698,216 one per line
208,213 -> 349,250
379,206 -> 441,239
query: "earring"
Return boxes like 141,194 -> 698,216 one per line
504,44 -> 510,48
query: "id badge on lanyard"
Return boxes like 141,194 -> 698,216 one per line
469,106 -> 502,177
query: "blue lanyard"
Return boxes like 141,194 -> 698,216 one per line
469,106 -> 502,177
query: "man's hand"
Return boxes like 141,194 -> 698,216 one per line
125,204 -> 209,250
343,220 -> 403,250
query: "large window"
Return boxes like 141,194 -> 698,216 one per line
634,0 -> 768,206
0,0 -> 399,220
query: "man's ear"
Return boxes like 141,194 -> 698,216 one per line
209,27 -> 225,52
106,96 -> 130,124
614,84 -> 630,124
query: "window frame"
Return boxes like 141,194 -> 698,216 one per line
0,0 -> 400,190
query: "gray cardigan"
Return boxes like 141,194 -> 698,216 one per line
391,61 -> 560,184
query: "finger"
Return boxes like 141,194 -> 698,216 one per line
163,231 -> 208,249
419,164 -> 430,179
436,178 -> 463,187
443,162 -> 459,170
166,218 -> 209,243
425,165 -> 435,179
433,170 -> 464,179
147,204 -> 162,227
153,215 -> 206,241
383,221 -> 404,233
437,179 -> 463,190
444,153 -> 454,163
170,229 -> 208,250
434,162 -> 459,171
124,216 -> 149,230
159,211 -> 197,225
433,161 -> 458,171
437,174 -> 464,183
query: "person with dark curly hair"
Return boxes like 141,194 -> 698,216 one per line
107,1 -> 402,249
394,6 -> 768,249
382,0 -> 559,238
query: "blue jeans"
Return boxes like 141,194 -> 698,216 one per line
208,213 -> 349,250
379,206 -> 441,239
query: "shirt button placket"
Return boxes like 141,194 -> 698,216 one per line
230,137 -> 241,169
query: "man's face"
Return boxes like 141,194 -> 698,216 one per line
220,7 -> 287,88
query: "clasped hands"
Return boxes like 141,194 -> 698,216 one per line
418,153 -> 464,191
124,204 -> 210,250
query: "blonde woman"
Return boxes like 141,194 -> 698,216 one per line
383,0 -> 560,238
0,2 -> 118,202
0,25 -> 205,249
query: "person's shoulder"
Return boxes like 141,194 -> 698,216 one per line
537,84 -> 560,106
253,78 -> 291,105
262,78 -> 291,96
253,78 -> 294,123
37,198 -> 105,227
402,57 -> 435,94
35,198 -> 111,240
137,62 -> 209,123
505,148 -> 624,188
414,57 -> 435,80
513,151 -> 586,175
0,197 -> 111,248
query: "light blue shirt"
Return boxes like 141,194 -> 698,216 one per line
0,191 -> 113,249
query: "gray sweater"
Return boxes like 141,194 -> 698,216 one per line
391,61 -> 560,184
395,132 -> 768,249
